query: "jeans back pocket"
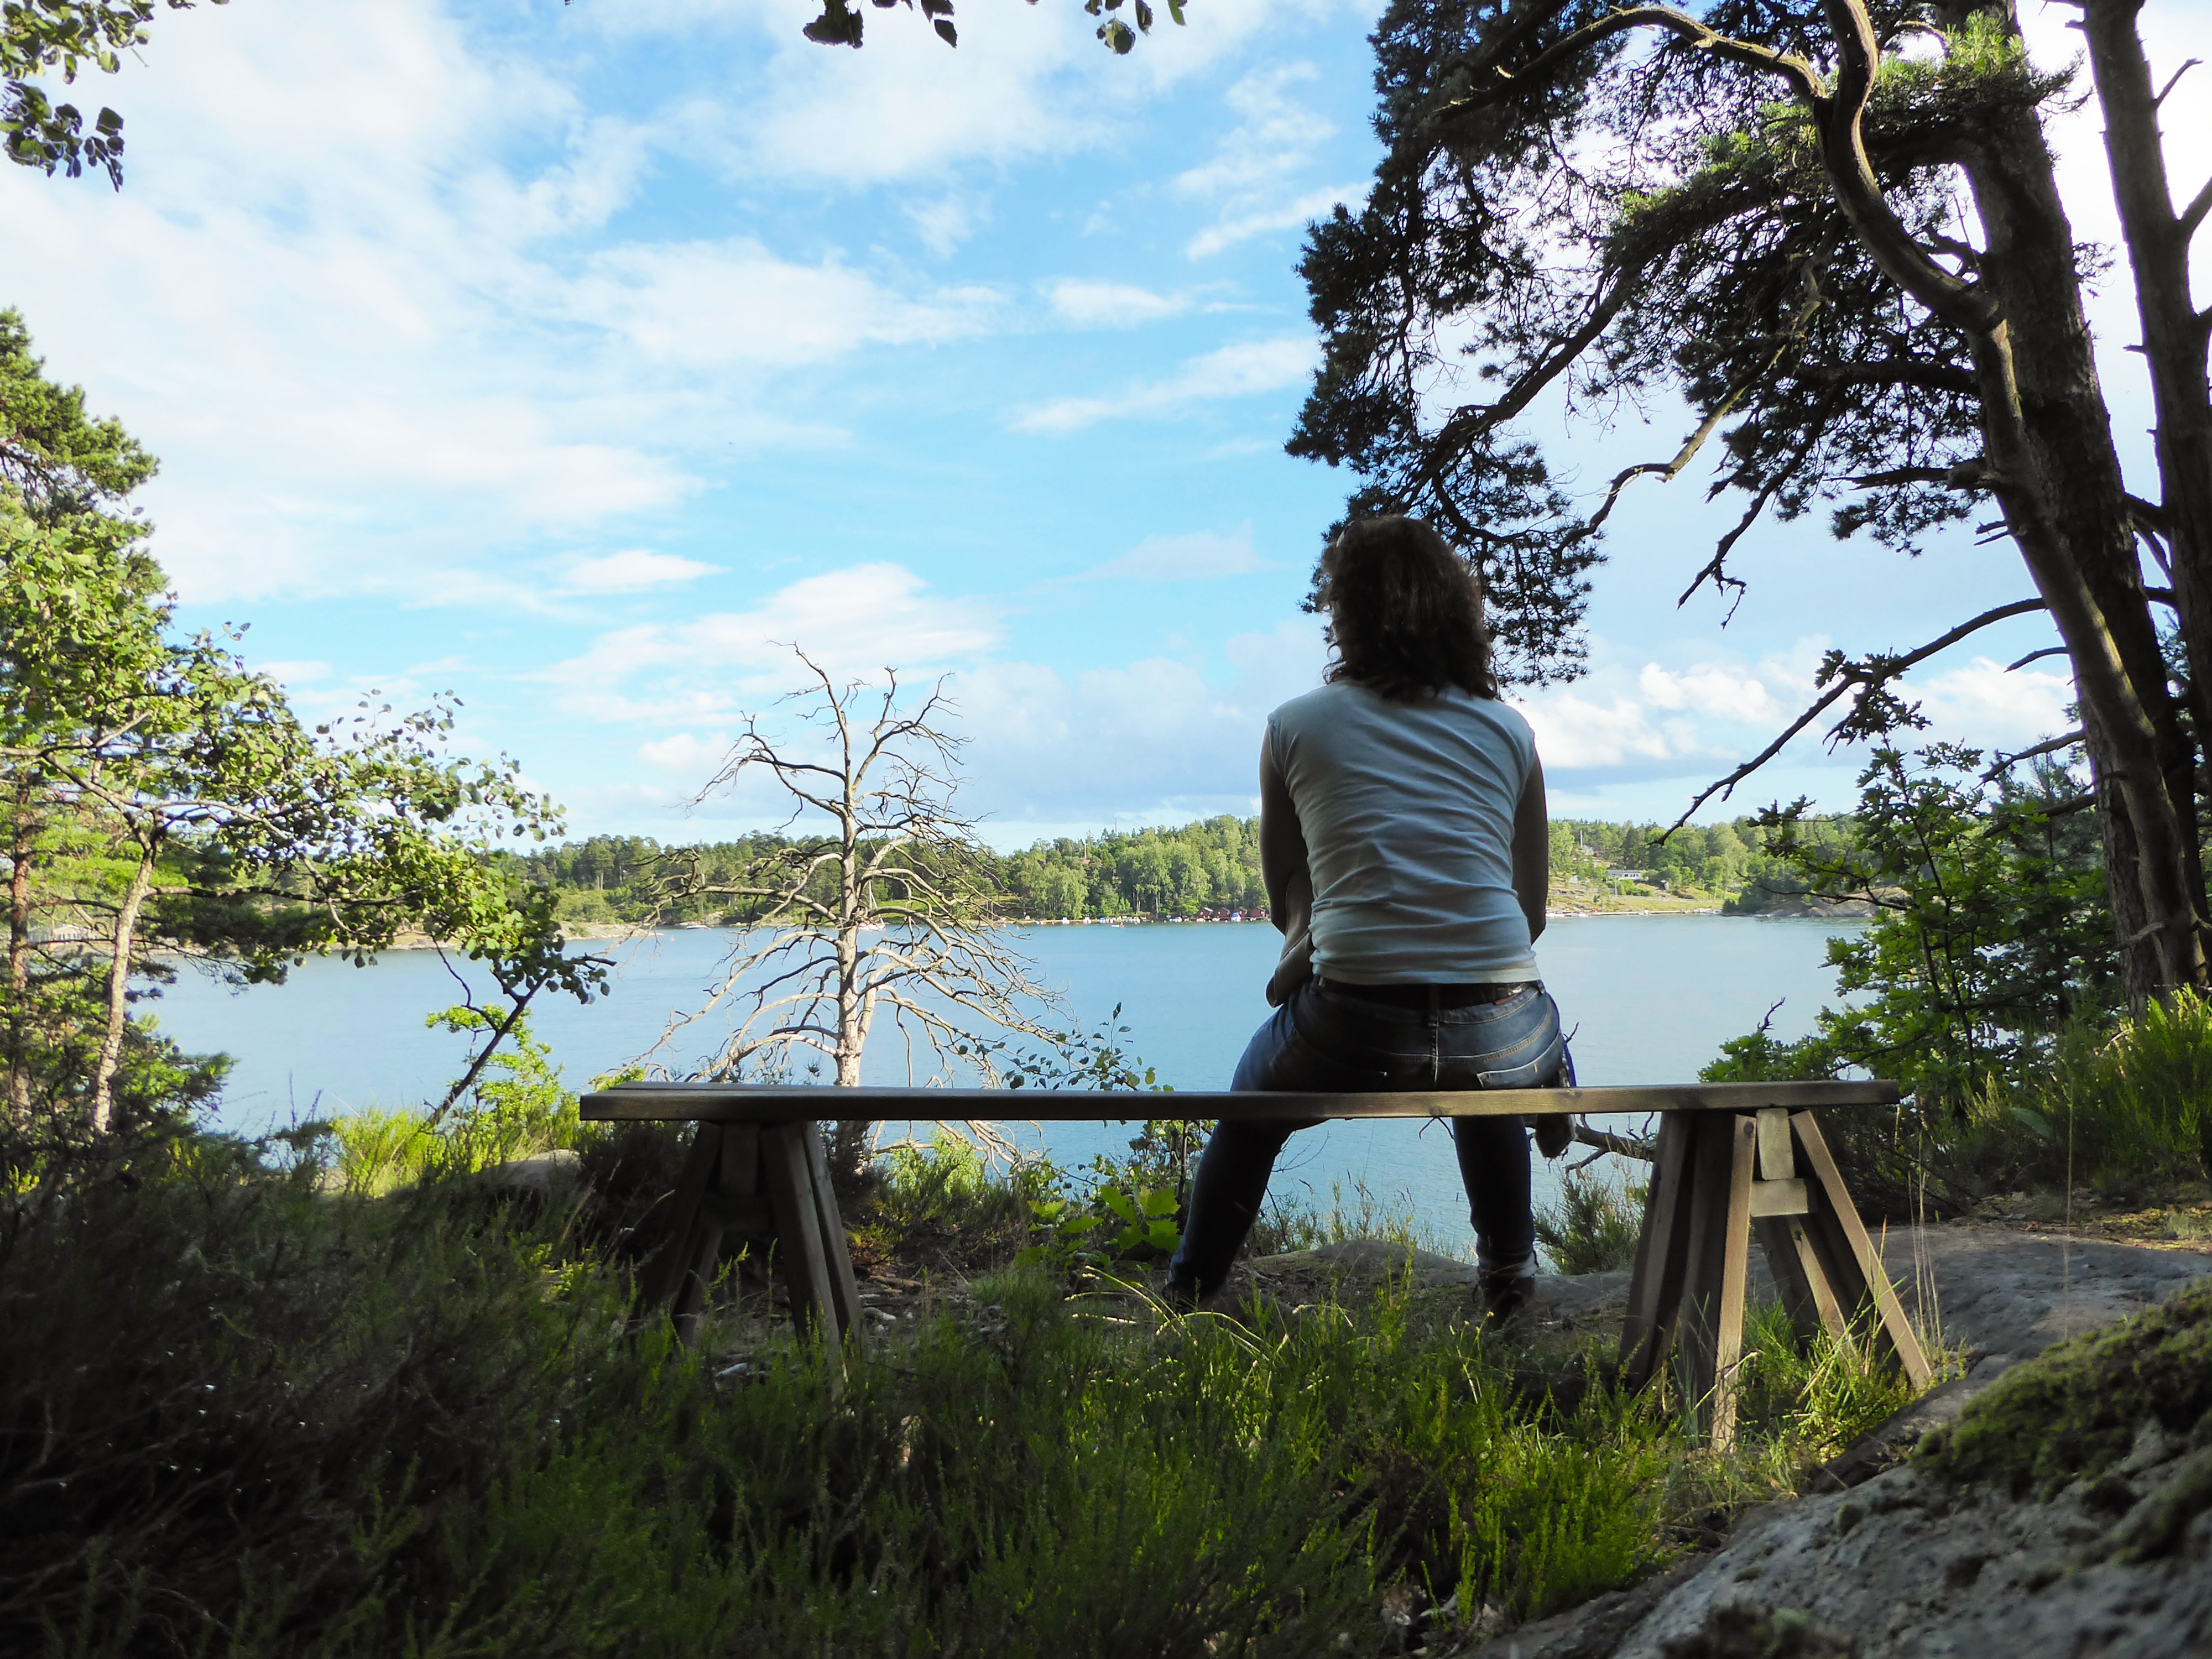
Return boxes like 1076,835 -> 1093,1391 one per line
1475,1029 -> 1566,1090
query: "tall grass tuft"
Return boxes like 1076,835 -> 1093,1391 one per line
1534,1169 -> 1648,1275
1934,990 -> 2212,1199
1734,1302 -> 1922,1464
1248,1177 -> 1459,1260
2062,989 -> 2212,1183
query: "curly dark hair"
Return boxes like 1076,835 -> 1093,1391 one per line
1317,515 -> 1496,701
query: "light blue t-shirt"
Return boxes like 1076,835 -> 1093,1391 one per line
1267,680 -> 1537,984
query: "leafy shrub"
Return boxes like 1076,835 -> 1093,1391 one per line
853,1130 -> 1051,1272
1535,1170 -> 1648,1275
4,1108 -> 1960,1656
1,1138 -> 1703,1655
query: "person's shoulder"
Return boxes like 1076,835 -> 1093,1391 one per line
1270,682 -> 1354,731
1444,689 -> 1535,748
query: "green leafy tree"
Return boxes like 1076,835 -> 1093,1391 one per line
797,0 -> 1186,56
1292,0 -> 2212,1005
0,310 -> 604,1146
1705,742 -> 2116,1111
3,0 -> 218,186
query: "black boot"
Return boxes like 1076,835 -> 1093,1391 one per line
1478,1262 -> 1535,1329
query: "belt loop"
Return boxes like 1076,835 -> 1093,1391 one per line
1427,985 -> 1441,1083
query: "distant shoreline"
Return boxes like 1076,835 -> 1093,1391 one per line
348,907 -> 1863,956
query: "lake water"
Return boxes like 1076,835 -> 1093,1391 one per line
154,915 -> 1857,1254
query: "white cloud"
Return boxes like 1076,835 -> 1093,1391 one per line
1013,336 -> 1317,433
549,562 -> 1005,718
567,239 -> 1001,368
561,550 -> 724,594
258,659 -> 333,686
0,0 -> 1022,607
638,731 -> 734,774
907,192 -> 992,257
1187,183 -> 1363,258
1907,657 -> 2076,746
1637,662 -> 1782,723
951,615 -> 1328,824
1515,692 -> 1697,771
1173,62 -> 1362,257
705,0 -> 1344,190
1510,638 -> 2079,791
1045,278 -> 1191,328
1083,526 -> 1269,582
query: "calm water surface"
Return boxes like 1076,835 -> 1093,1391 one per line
157,915 -> 1858,1253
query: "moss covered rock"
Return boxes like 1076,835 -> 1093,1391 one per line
1917,1279 -> 2212,1497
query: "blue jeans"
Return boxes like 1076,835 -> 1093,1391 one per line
1167,979 -> 1566,1295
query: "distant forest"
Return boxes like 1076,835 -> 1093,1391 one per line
513,813 -> 1858,925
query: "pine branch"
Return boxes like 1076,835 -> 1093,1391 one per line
1663,598 -> 2049,835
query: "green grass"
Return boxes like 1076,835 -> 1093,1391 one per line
1734,1301 -> 1924,1465
0,1113 -> 1953,1657
1249,1177 -> 1460,1260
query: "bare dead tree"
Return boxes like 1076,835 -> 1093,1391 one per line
650,650 -> 1064,1172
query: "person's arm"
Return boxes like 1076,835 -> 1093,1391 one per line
1511,753 -> 1549,945
1258,729 -> 1309,933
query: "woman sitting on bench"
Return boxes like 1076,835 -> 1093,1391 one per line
1166,514 -> 1563,1323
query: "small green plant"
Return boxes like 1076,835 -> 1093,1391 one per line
1016,1179 -> 1181,1281
312,1005 -> 580,1196
1535,1170 -> 1648,1275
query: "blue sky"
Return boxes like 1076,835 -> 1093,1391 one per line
5,0 -> 2209,847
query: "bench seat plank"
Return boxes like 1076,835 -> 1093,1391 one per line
603,1076 -> 1917,1446
581,1078 -> 1899,1123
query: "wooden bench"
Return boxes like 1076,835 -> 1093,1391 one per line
579,1081 -> 1931,1444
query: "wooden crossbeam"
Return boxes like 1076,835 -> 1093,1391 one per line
580,1078 -> 1899,1123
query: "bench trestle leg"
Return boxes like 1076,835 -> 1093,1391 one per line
639,1119 -> 859,1390
1620,1113 -> 1693,1393
1788,1112 -> 1932,1389
1618,1105 -> 1932,1443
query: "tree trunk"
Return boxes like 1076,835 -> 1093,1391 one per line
2080,0 -> 2212,802
89,849 -> 154,1134
6,785 -> 33,1126
1944,6 -> 2206,1000
830,769 -> 872,1195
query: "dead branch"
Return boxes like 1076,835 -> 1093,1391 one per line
1981,729 -> 2085,780
1662,597 -> 2048,836
1570,1119 -> 1655,1161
